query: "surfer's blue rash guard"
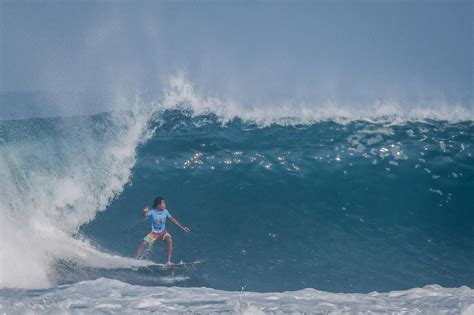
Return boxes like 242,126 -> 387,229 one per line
146,208 -> 170,233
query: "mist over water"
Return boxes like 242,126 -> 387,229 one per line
1,1 -> 472,118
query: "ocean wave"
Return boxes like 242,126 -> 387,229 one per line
1,80 -> 473,293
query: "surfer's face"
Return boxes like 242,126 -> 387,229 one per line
159,200 -> 166,210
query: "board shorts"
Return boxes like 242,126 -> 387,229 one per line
143,229 -> 171,246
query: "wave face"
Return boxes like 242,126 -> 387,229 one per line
77,111 -> 474,294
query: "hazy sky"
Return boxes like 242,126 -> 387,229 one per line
1,0 -> 472,109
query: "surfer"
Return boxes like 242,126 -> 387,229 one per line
134,197 -> 191,264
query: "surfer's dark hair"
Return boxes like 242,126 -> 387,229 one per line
153,197 -> 164,208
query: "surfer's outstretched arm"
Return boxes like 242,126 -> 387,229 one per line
169,216 -> 191,233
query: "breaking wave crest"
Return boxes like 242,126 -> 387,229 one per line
156,74 -> 474,126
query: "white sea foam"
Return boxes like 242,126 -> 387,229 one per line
0,278 -> 472,314
0,104 -> 156,289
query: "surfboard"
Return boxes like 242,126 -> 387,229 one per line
140,260 -> 206,271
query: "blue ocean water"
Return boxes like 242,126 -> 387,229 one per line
1,100 -> 473,312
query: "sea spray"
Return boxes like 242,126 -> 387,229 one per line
0,106 -> 155,288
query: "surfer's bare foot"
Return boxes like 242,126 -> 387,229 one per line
167,260 -> 172,265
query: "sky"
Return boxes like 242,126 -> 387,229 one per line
0,0 -> 472,116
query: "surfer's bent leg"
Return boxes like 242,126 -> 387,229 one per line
135,240 -> 148,259
135,232 -> 157,259
164,234 -> 173,264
